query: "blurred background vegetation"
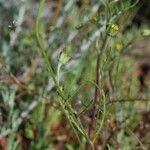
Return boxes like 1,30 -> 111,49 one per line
0,0 -> 150,150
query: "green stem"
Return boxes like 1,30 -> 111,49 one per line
35,0 -> 87,145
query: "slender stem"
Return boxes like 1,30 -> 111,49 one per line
108,62 -> 115,100
107,98 -> 150,105
88,51 -> 101,138
97,98 -> 150,110
93,91 -> 106,142
35,0 -> 86,145
85,140 -> 95,150
88,31 -> 109,139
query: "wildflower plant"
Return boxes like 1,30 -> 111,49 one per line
36,0 -> 142,149
1,0 -> 150,149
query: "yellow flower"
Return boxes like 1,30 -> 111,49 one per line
111,24 -> 119,31
115,43 -> 122,51
109,23 -> 119,36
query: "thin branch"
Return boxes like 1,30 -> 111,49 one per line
107,98 -> 150,105
88,30 -> 109,139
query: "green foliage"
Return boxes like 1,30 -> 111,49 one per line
0,0 -> 150,149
